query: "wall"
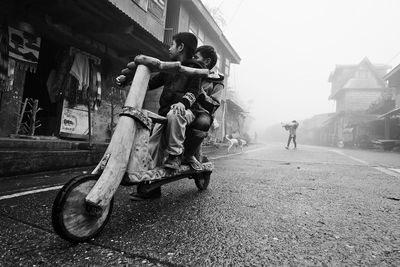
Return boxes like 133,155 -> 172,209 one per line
178,4 -> 230,77
345,90 -> 382,111
109,0 -> 166,41
396,88 -> 400,107
0,68 -> 26,137
335,93 -> 345,112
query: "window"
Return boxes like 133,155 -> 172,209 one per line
148,0 -> 166,19
356,69 -> 369,79
198,28 -> 205,46
188,19 -> 205,47
132,0 -> 148,10
225,58 -> 230,76
189,20 -> 198,35
216,52 -> 222,71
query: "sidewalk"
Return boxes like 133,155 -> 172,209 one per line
0,137 -> 228,177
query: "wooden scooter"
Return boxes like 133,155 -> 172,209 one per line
51,55 -> 213,243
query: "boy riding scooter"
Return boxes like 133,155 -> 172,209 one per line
182,45 -> 224,170
118,32 -> 205,200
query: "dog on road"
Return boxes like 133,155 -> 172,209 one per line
225,135 -> 247,153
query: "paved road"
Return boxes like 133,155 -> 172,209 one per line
0,143 -> 399,266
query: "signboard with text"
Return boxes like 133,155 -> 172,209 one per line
59,100 -> 89,139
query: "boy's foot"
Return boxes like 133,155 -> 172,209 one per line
130,187 -> 161,201
164,154 -> 181,170
285,146 -> 289,149
182,155 -> 203,171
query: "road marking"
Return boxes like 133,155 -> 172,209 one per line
330,149 -> 400,178
389,168 -> 400,174
209,146 -> 269,160
373,167 -> 400,178
0,146 -> 269,201
329,149 -> 369,165
0,186 -> 62,201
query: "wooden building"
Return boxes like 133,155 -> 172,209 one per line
380,64 -> 400,140
324,58 -> 390,146
328,57 -> 390,112
0,0 -> 169,141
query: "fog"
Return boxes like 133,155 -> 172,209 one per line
201,0 -> 400,136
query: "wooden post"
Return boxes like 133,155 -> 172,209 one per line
384,116 -> 390,139
15,98 -> 28,134
87,99 -> 92,147
29,99 -> 39,136
85,65 -> 151,209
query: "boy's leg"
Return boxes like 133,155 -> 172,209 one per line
164,109 -> 195,169
183,113 -> 211,170
293,135 -> 297,148
183,128 -> 208,170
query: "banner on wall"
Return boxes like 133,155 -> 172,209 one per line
8,26 -> 41,73
59,100 -> 89,138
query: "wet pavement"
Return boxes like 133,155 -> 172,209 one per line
0,143 -> 399,266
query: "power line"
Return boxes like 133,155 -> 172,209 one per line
385,49 -> 400,65
217,0 -> 225,9
228,0 -> 244,24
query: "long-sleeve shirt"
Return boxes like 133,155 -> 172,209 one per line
148,59 -> 205,116
194,72 -> 224,115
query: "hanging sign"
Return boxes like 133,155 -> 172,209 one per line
8,26 -> 41,72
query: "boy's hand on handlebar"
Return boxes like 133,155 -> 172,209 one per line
116,75 -> 126,86
171,102 -> 186,116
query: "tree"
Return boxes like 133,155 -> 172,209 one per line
367,89 -> 395,115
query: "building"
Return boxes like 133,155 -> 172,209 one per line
380,64 -> 400,139
328,57 -> 390,112
325,57 -> 390,146
0,0 -> 169,141
0,0 -> 241,145
143,0 -> 241,142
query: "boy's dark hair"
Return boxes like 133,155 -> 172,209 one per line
172,32 -> 198,59
195,45 -> 218,70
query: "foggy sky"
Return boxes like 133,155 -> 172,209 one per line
201,0 -> 400,133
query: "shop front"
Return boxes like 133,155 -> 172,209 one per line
0,0 -> 168,141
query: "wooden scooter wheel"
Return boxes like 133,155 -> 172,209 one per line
194,171 -> 211,190
52,174 -> 113,243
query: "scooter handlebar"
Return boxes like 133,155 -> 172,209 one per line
129,55 -> 209,76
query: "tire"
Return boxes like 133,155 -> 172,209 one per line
52,174 -> 114,243
194,171 -> 211,190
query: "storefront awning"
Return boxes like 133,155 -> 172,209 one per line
378,107 -> 400,119
2,0 -> 169,61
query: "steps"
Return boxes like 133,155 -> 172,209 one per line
0,138 -> 107,177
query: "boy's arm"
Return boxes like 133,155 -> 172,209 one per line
198,82 -> 224,114
180,75 -> 202,109
177,61 -> 205,110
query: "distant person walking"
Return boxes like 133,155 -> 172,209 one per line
282,120 -> 299,149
